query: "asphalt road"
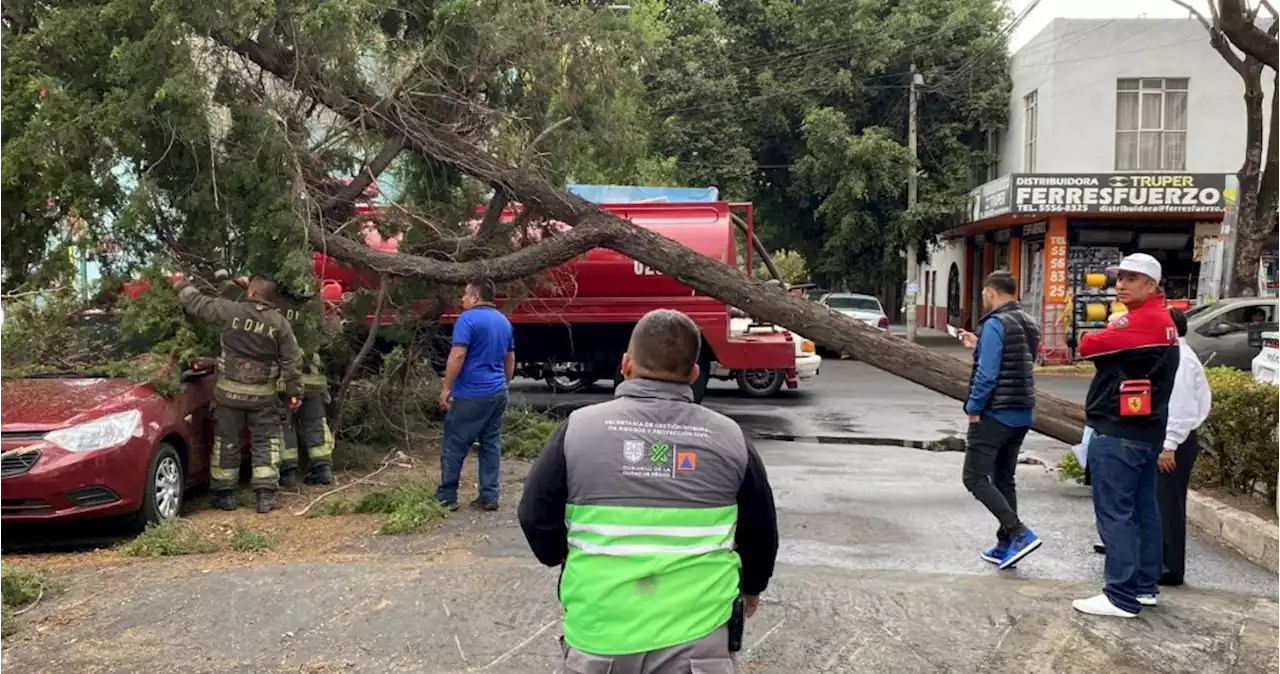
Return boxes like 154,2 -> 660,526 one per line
3,361 -> 1275,674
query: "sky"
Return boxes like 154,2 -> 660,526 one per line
1009,0 -> 1206,50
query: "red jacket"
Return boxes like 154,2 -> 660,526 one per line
1078,294 -> 1179,443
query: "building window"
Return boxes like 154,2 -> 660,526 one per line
986,129 -> 1002,181
1023,91 -> 1037,171
1116,78 -> 1188,171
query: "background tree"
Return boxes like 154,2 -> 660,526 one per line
1173,0 -> 1278,296
0,0 -> 1088,444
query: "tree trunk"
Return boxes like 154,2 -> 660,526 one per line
222,36 -> 1089,446
1229,57 -> 1268,296
1218,0 -> 1279,70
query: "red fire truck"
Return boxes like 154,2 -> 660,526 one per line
317,197 -> 798,402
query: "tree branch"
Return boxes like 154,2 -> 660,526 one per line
1174,0 -> 1247,73
215,34 -> 1089,445
323,133 -> 406,215
1219,0 -> 1279,69
330,275 -> 390,428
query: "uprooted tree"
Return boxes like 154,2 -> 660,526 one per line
1,1 -> 1086,444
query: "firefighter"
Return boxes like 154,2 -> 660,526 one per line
274,289 -> 335,487
174,274 -> 303,513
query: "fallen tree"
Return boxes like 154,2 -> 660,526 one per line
222,35 -> 1087,445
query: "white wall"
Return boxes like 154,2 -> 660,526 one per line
1002,18 -> 1276,174
918,237 -> 967,311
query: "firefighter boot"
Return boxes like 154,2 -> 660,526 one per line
212,490 -> 237,511
304,464 -> 333,486
279,467 -> 298,490
256,489 -> 278,514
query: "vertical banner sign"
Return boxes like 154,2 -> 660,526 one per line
1045,217 -> 1068,303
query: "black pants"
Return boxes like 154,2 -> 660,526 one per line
964,417 -> 1030,542
1157,431 -> 1199,584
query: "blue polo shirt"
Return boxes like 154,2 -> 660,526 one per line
452,305 -> 515,399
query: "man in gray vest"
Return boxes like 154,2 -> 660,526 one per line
957,270 -> 1042,570
519,309 -> 779,674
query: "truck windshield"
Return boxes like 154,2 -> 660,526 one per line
825,296 -> 881,312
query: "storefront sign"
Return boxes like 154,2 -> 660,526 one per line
1011,174 -> 1227,214
1021,222 -> 1047,237
1046,219 -> 1069,302
968,175 -> 1012,221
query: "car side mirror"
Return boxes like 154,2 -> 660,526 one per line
1205,322 -> 1236,337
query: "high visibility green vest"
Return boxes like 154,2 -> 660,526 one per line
559,502 -> 741,655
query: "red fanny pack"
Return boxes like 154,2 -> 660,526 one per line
1119,379 -> 1152,417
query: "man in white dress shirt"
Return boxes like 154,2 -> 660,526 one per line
1156,307 -> 1212,588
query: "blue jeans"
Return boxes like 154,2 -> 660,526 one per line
436,391 -> 508,505
1089,432 -> 1162,613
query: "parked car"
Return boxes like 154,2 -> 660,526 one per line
712,318 -> 820,397
818,292 -> 890,330
1182,297 -> 1278,370
1251,330 -> 1278,385
1,312 -> 217,529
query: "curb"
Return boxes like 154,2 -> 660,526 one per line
1187,491 -> 1279,572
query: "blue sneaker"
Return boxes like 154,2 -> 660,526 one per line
998,529 -> 1042,569
981,542 -> 1008,564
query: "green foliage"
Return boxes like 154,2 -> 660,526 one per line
336,345 -> 444,446
229,525 -> 275,552
118,520 -> 219,558
1195,367 -> 1280,503
756,249 -> 809,284
1058,452 -> 1086,484
1,564 -> 45,611
502,405 -> 561,460
351,479 -> 450,535
0,564 -> 47,638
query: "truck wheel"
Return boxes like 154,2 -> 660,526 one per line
735,369 -> 784,398
544,369 -> 598,393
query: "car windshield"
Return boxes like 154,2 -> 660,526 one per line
824,296 -> 882,312
7,311 -> 144,379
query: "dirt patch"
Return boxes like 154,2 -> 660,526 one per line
4,456 -> 534,573
1198,486 -> 1278,522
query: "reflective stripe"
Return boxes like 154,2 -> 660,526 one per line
312,421 -> 334,458
211,466 -> 237,481
218,379 -> 277,396
567,522 -> 735,538
567,537 -> 736,556
252,465 -> 277,479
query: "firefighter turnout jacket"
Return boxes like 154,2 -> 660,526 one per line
177,283 -> 303,407
274,292 -> 328,391
518,378 -> 780,656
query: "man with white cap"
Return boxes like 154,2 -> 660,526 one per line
1072,253 -> 1179,618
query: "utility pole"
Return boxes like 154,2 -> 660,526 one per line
904,63 -> 923,342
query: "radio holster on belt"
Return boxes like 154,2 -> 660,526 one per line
728,595 -> 746,652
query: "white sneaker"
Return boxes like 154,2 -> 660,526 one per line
1072,593 -> 1138,618
1137,595 -> 1158,607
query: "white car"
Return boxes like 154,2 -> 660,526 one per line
711,317 -> 821,397
1252,330 -> 1279,385
818,292 -> 890,330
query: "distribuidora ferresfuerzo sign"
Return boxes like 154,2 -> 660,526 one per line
1010,174 -> 1227,214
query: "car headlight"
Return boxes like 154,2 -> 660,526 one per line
43,410 -> 144,452
801,339 -> 815,354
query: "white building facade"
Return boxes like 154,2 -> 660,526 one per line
917,18 -> 1277,363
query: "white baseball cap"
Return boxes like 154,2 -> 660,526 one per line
1110,253 -> 1162,284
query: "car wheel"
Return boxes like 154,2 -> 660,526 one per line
133,443 -> 185,530
735,369 -> 785,398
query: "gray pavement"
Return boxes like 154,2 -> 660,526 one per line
2,361 -> 1275,674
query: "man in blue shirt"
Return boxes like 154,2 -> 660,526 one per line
957,270 -> 1042,569
437,277 -> 516,511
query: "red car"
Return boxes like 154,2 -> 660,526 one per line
1,312 -> 217,528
